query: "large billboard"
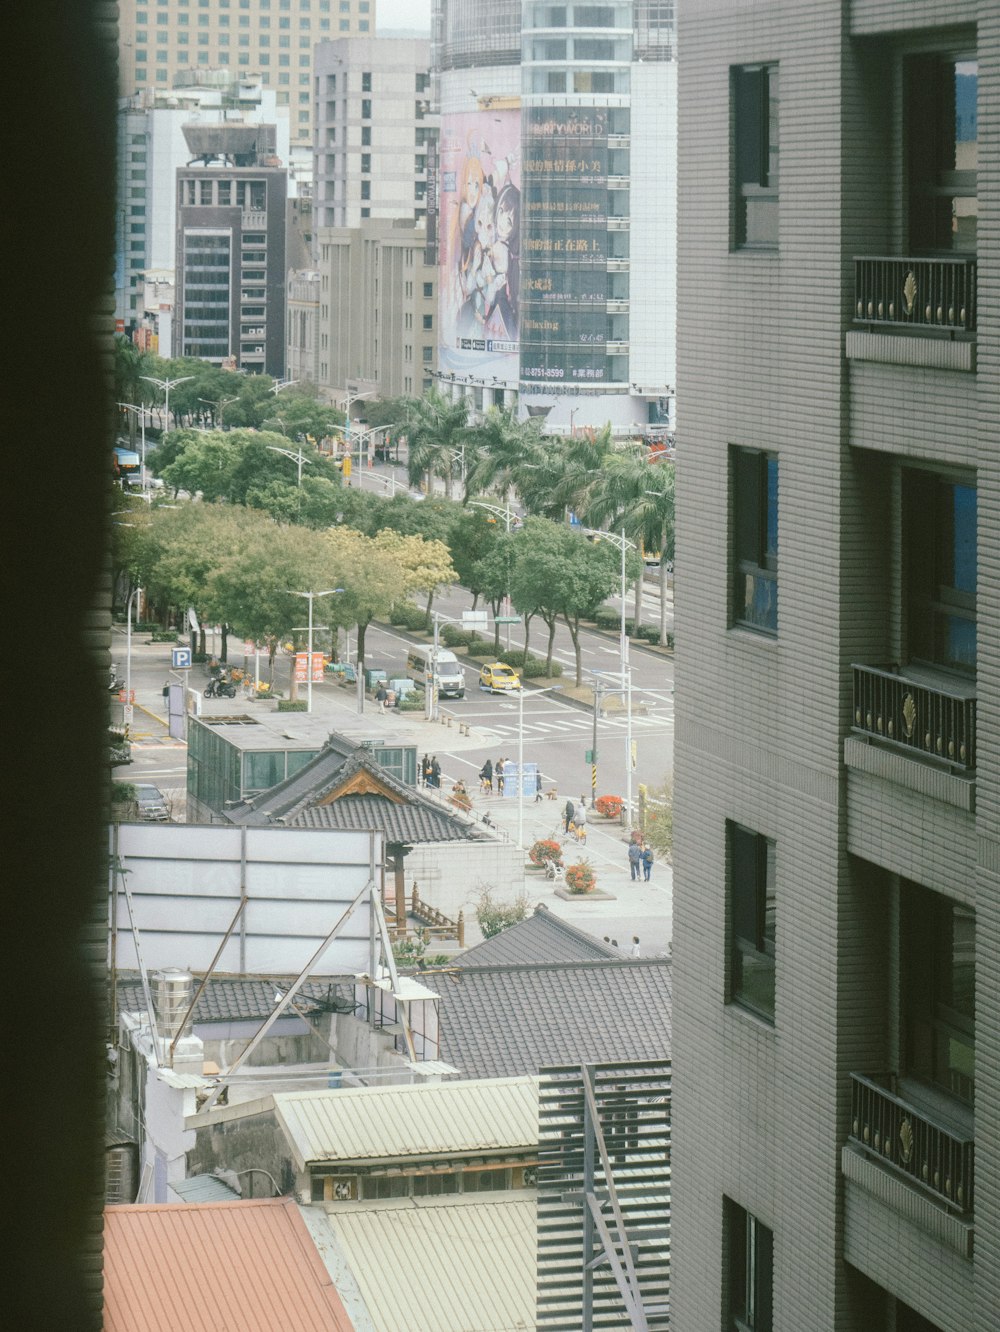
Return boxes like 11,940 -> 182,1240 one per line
438,109 -> 521,380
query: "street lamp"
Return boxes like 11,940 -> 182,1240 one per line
118,402 -> 151,489
287,588 -> 343,712
584,527 -> 638,821
125,586 -> 143,734
469,501 -> 521,649
141,374 -> 194,435
199,395 -> 237,429
516,683 -> 562,849
270,378 -> 299,395
339,387 -> 377,460
266,441 -> 311,486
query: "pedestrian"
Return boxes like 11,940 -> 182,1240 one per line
630,935 -> 641,958
534,770 -> 543,803
573,799 -> 587,843
564,797 -> 576,834
496,758 -> 506,796
479,758 -> 493,794
430,756 -> 441,789
627,839 -> 642,881
375,682 -> 388,713
421,754 -> 432,787
642,845 -> 654,881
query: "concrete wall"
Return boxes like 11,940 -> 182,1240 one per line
404,838 -> 526,945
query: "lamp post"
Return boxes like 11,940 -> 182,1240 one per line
270,377 -> 299,395
141,374 -> 194,435
584,526 -> 637,821
118,402 -> 151,489
516,682 -> 562,849
198,395 -> 237,430
125,585 -> 143,734
340,387 -> 377,461
287,588 -> 343,712
266,442 -> 311,486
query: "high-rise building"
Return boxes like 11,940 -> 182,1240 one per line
672,3 -> 994,1331
174,122 -> 288,375
115,76 -> 290,340
432,0 -> 675,435
116,0 -> 375,154
312,37 -> 436,230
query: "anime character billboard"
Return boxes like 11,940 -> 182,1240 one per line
438,109 -> 521,379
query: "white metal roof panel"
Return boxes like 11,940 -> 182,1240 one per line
327,1194 -> 536,1332
273,1076 -> 539,1167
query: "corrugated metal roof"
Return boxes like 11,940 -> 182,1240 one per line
169,1174 -> 241,1204
327,1194 -> 536,1332
104,1197 -> 355,1331
273,1076 -> 539,1167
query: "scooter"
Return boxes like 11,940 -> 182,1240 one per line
204,675 -> 237,699
108,665 -> 125,692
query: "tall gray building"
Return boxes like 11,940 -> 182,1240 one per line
672,2 -> 994,1331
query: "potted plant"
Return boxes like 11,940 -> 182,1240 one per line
529,838 -> 563,868
594,794 -> 624,819
564,860 -> 597,894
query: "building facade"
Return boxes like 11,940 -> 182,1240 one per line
432,0 -> 675,435
315,220 -> 437,400
672,3 -> 996,1331
116,0 -> 374,153
174,123 -> 288,375
312,36 -> 436,231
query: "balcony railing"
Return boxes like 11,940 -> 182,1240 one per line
854,256 -> 977,333
851,663 -> 976,771
850,1073 -> 974,1215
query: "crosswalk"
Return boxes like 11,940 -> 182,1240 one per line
461,705 -> 673,742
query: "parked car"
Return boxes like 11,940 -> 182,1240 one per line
134,784 -> 169,821
479,662 -> 522,693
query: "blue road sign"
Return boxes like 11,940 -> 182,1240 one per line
172,647 -> 192,669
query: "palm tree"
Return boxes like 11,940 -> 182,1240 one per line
464,407 -> 545,502
402,390 -> 470,500
584,450 -> 675,643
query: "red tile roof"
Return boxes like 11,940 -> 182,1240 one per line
104,1197 -> 355,1331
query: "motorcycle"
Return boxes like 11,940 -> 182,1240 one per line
204,675 -> 237,699
108,665 -> 125,692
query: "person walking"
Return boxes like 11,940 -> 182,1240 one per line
573,798 -> 587,844
421,754 -> 432,787
375,682 -> 388,713
627,839 -> 642,881
630,935 -> 641,958
564,797 -> 576,834
496,758 -> 506,796
479,758 -> 494,794
534,770 -> 544,803
430,756 -> 441,789
641,845 -> 654,882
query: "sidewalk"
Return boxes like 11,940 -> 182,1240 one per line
114,627 -> 673,953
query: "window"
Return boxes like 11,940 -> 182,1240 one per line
733,64 -> 779,248
422,346 -> 433,363
904,469 -> 976,672
360,180 -> 370,199
423,281 -> 433,298
906,54 -> 977,253
361,125 -> 371,145
902,882 -> 975,1103
361,154 -> 371,173
422,314 -> 433,330
732,447 -> 777,634
728,823 -> 775,1022
361,99 -> 372,119
361,71 -> 371,92
725,1200 -> 773,1332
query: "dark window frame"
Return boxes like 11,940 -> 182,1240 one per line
732,446 -> 778,635
903,467 -> 976,674
732,63 -> 779,249
905,50 -> 977,255
725,1197 -> 774,1332
728,822 -> 776,1023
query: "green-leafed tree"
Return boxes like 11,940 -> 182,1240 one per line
508,518 -> 624,684
402,389 -> 471,500
583,451 -> 675,640
447,508 -> 502,611
320,527 -> 399,674
470,531 -> 518,653
464,407 -> 546,502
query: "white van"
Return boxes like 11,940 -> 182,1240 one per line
406,646 -> 466,699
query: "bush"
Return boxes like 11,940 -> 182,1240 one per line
388,601 -> 427,630
594,608 -> 620,630
521,657 -> 553,678
192,651 -> 208,663
151,631 -> 178,643
475,887 -> 530,939
564,860 -> 597,894
397,693 -> 425,712
594,795 -> 623,819
637,625 -> 662,644
529,838 -> 563,867
440,623 -> 478,648
277,699 -> 308,712
641,776 -> 674,863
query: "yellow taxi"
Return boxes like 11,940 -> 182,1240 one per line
479,662 -> 523,693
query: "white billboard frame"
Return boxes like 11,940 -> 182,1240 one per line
109,822 -> 380,977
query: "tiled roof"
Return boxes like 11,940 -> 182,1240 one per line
104,1197 -> 355,1331
417,959 -> 673,1081
116,976 -> 354,1024
226,738 -> 480,843
326,1194 -> 536,1332
196,1076 -> 540,1169
288,795 -> 477,843
457,904 -> 622,967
